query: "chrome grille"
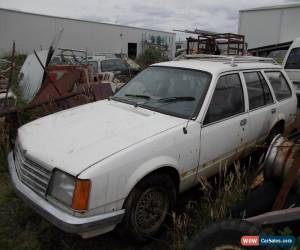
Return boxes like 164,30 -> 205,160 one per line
14,143 -> 52,196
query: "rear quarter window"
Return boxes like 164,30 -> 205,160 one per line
265,71 -> 292,101
243,71 -> 273,110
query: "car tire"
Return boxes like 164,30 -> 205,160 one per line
186,220 -> 263,250
118,173 -> 176,242
231,181 -> 279,218
266,125 -> 283,146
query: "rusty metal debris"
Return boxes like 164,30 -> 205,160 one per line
0,41 -> 17,109
5,41 -> 15,103
244,134 -> 300,225
0,35 -> 122,141
175,30 -> 245,55
19,50 -> 50,102
272,150 -> 300,210
263,134 -> 300,210
0,61 -> 115,141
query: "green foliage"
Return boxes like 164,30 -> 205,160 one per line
292,237 -> 300,250
156,36 -> 161,45
136,48 -> 168,69
279,227 -> 293,236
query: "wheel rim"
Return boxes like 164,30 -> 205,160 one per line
134,187 -> 168,234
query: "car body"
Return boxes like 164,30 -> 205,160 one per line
282,37 -> 300,101
87,56 -> 126,75
8,56 -> 297,239
87,54 -> 139,78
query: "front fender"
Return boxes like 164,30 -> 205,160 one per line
124,156 -> 179,198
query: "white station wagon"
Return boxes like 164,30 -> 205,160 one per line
8,55 -> 297,241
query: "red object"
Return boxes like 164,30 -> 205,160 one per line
240,236 -> 260,246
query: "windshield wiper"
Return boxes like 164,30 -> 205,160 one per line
125,94 -> 151,99
158,96 -> 195,102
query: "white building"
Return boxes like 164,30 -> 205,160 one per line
0,8 -> 176,58
239,3 -> 300,55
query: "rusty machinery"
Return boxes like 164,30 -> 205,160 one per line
175,29 -> 245,56
245,134 -> 300,225
0,44 -> 114,144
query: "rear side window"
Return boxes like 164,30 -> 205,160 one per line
243,72 -> 273,110
101,59 -> 127,72
204,74 -> 244,125
259,72 -> 273,104
265,71 -> 292,101
285,48 -> 300,69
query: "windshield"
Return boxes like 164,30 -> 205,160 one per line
112,66 -> 211,118
101,59 -> 128,72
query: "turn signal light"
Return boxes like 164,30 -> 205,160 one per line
72,179 -> 91,212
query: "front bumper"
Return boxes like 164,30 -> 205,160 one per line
7,152 -> 124,235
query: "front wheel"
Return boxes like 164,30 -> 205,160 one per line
118,174 -> 176,242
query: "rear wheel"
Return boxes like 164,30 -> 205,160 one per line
118,174 -> 176,242
266,124 -> 283,146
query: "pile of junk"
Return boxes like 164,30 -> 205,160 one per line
0,34 -> 140,141
0,55 -> 17,110
187,120 -> 300,250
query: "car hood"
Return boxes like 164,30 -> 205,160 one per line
17,100 -> 186,176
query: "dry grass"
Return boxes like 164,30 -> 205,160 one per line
171,159 -> 259,250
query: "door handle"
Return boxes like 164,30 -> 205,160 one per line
271,108 -> 276,114
240,119 -> 247,126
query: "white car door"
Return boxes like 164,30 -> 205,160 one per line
199,73 -> 248,178
264,70 -> 297,126
241,71 -> 276,144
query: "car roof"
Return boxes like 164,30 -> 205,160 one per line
153,59 -> 282,75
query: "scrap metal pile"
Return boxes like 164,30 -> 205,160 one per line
187,120 -> 300,250
0,43 -> 17,110
18,49 -> 114,108
0,39 -> 133,142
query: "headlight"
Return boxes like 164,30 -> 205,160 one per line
48,170 -> 76,206
48,169 -> 91,212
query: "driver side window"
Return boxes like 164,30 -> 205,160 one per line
204,73 -> 244,125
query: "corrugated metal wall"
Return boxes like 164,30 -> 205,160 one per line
0,8 -> 176,58
239,6 -> 300,49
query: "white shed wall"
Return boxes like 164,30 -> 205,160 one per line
239,5 -> 300,49
0,8 -> 176,58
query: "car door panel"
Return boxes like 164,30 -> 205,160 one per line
242,71 -> 277,144
199,73 -> 248,178
199,113 -> 248,177
264,70 -> 297,127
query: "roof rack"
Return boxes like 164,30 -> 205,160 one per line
181,54 -> 277,65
